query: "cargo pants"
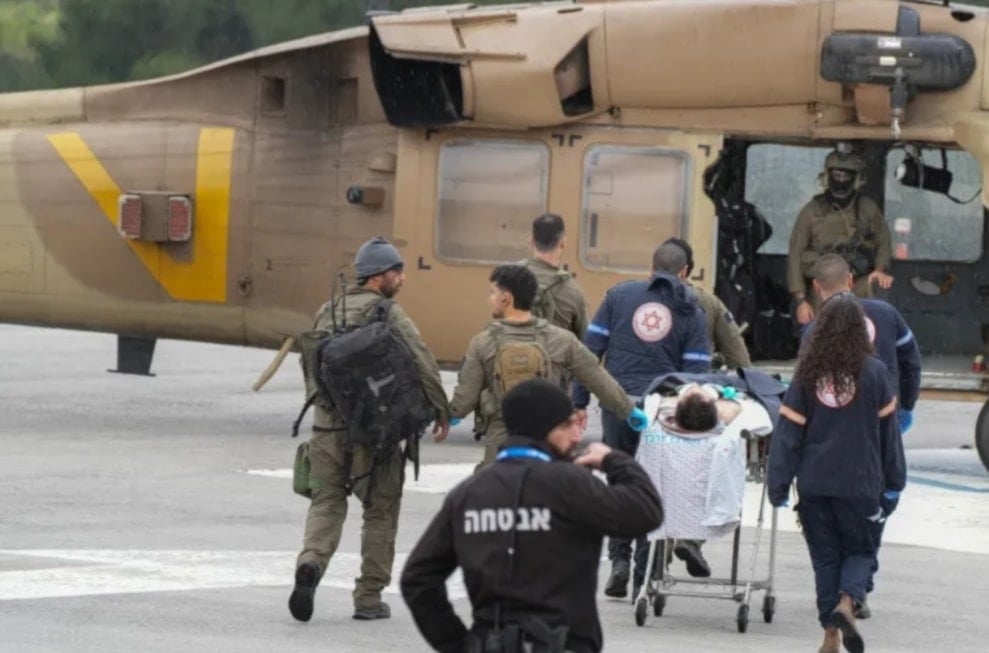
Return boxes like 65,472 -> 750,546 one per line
296,430 -> 405,610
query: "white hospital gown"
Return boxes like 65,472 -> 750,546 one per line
635,395 -> 772,541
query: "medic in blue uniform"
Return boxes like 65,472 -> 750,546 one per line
803,254 -> 920,617
803,254 -> 921,433
572,242 -> 711,600
770,297 -> 906,653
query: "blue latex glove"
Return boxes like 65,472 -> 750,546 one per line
881,489 -> 900,517
449,417 -> 462,427
627,407 -> 649,432
897,409 -> 913,434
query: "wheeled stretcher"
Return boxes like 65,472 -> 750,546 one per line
630,369 -> 786,633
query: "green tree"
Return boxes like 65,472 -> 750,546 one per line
17,0 -> 526,90
0,0 -> 59,91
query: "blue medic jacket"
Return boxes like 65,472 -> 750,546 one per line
573,272 -> 711,409
802,292 -> 922,411
768,356 -> 907,505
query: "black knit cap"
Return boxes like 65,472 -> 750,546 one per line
502,378 -> 575,440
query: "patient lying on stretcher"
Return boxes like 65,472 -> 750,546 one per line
654,383 -> 743,434
645,383 -> 742,578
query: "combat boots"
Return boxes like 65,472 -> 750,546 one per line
603,559 -> 630,598
288,562 -> 320,622
353,602 -> 391,620
673,540 -> 711,578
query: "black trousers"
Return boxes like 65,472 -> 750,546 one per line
797,495 -> 882,628
601,408 -> 649,583
867,492 -> 898,594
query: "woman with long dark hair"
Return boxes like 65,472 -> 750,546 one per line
769,297 -> 905,653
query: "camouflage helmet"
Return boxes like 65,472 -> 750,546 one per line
824,149 -> 866,174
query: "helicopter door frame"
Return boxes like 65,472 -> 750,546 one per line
392,126 -> 723,363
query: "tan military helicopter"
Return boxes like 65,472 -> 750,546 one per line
1,0 -> 989,469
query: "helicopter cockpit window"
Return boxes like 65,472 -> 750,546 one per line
884,147 -> 983,262
745,144 -> 831,255
579,145 -> 689,272
435,139 -> 549,263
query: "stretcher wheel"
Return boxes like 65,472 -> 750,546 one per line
652,594 -> 666,617
635,598 -> 648,627
762,595 -> 775,623
736,604 -> 749,633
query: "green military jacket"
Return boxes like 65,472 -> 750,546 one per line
449,317 -> 633,438
689,284 -> 752,370
787,193 -> 891,296
521,257 -> 591,340
303,288 -> 450,432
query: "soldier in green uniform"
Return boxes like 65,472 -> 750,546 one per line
519,213 -> 590,340
450,264 -> 648,468
788,145 -> 893,325
664,237 -> 752,370
289,236 -> 451,623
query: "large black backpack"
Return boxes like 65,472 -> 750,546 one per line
314,300 -> 434,448
293,298 -> 435,504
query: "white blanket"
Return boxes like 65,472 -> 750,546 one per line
635,395 -> 772,541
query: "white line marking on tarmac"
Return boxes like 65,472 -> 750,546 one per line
246,463 -> 475,494
247,463 -> 989,556
0,550 -> 467,602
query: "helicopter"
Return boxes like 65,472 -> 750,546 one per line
1,0 -> 988,470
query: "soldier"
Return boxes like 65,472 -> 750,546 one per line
788,144 -> 893,325
449,264 -> 648,468
663,237 -> 752,370
519,213 -> 590,340
574,242 -> 712,599
288,236 -> 451,623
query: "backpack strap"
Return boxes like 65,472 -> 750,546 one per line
341,439 -> 384,509
547,270 -> 570,290
291,392 -> 318,438
372,298 -> 394,321
536,272 -> 568,302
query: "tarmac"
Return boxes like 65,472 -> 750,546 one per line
1,324 -> 987,652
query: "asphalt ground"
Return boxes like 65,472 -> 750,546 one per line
1,325 -> 987,652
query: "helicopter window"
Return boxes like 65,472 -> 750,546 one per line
579,145 -> 689,272
435,138 -> 549,263
884,148 -> 983,262
745,143 -> 831,255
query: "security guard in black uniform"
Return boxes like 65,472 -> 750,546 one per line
400,379 -> 664,653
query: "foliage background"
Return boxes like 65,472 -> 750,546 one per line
4,0 -> 988,92
0,0 -> 517,92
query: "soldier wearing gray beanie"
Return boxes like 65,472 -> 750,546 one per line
355,236 -> 404,281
